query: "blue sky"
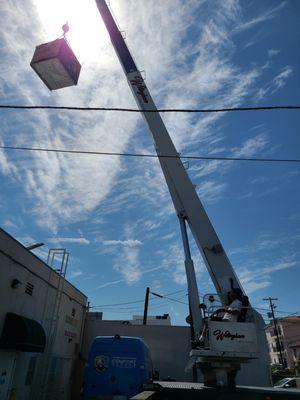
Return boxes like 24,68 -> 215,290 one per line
0,0 -> 299,325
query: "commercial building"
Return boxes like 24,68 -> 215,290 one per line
0,228 -> 87,400
265,317 -> 300,370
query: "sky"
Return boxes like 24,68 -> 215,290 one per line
0,0 -> 299,326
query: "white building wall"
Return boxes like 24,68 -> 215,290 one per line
0,228 -> 87,400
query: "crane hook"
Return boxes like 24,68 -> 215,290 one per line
62,22 -> 69,37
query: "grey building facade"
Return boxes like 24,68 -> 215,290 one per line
0,228 -> 87,400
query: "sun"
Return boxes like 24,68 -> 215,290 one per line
32,0 -> 111,64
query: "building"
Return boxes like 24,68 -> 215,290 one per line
0,228 -> 87,400
132,314 -> 171,326
290,341 -> 300,376
265,317 -> 300,370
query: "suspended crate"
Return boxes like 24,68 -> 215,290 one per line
30,37 -> 81,91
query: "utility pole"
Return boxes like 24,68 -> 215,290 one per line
263,297 -> 284,367
143,287 -> 150,325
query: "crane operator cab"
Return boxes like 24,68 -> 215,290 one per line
188,289 -> 260,388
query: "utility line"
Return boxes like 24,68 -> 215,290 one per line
90,289 -> 186,308
285,310 -> 300,317
90,299 -> 144,308
255,307 -> 300,315
152,293 -> 188,306
1,145 -> 299,163
0,105 -> 299,113
94,296 -> 188,312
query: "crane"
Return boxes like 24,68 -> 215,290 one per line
95,0 -> 270,389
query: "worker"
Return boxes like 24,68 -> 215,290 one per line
197,288 -> 243,347
222,288 -> 243,322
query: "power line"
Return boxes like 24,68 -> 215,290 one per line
90,289 -> 186,309
255,307 -> 300,315
159,295 -> 188,306
285,310 -> 300,317
0,104 -> 299,113
1,145 -> 299,163
92,298 -> 186,312
152,291 -> 188,305
90,299 -> 144,308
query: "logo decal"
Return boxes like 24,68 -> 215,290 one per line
94,355 -> 109,372
130,76 -> 149,103
213,329 -> 245,341
111,357 -> 136,369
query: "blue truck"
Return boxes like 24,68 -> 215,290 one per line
83,335 -> 153,400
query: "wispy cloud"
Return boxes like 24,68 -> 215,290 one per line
3,219 -> 19,231
82,273 -> 98,281
113,245 -> 141,284
69,269 -> 83,279
47,237 -> 90,245
96,265 -> 163,289
233,2 -> 286,33
268,49 -> 280,57
157,241 -> 206,286
96,278 -> 124,289
197,181 -> 227,204
272,66 -> 293,91
229,231 -> 300,257
0,139 -> 17,176
238,259 -> 298,294
102,239 -> 142,247
256,66 -> 293,100
233,134 -> 268,158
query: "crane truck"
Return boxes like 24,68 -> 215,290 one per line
95,1 -> 299,398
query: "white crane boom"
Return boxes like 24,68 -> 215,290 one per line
95,1 -> 270,387
95,0 -> 243,303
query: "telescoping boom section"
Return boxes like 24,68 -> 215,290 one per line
96,0 -> 270,388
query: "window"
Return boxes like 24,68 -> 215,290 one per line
289,379 -> 297,388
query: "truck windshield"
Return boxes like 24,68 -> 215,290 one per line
275,378 -> 291,386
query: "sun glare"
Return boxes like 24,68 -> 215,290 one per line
33,0 -> 110,64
